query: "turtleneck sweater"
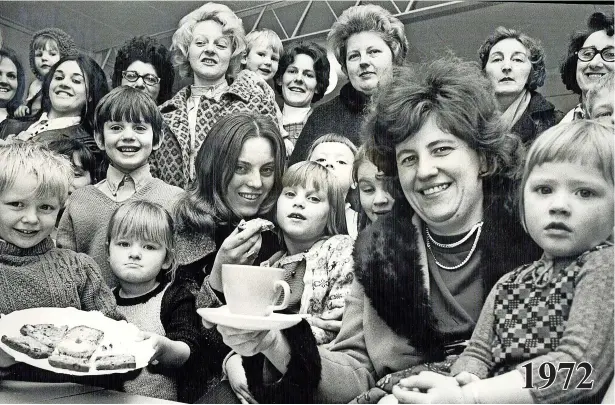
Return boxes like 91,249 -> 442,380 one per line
0,238 -> 122,320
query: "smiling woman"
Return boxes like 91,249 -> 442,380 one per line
0,54 -> 109,182
0,47 -> 26,124
150,2 -> 280,190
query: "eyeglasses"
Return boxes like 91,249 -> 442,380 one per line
121,70 -> 161,86
576,46 -> 615,62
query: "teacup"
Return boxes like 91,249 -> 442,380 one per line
222,264 -> 290,317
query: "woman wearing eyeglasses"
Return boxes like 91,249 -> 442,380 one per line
560,11 -> 614,122
112,36 -> 175,105
479,27 -> 563,146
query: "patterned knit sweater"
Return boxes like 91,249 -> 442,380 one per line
56,178 -> 183,287
0,238 -> 121,319
151,70 -> 279,189
451,244 -> 614,403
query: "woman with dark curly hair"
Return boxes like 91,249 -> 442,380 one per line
112,36 -> 175,105
272,41 -> 329,155
288,4 -> 408,164
479,27 -> 563,145
560,11 -> 614,121
205,57 -> 541,404
0,47 -> 26,123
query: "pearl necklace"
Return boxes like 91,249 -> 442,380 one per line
425,222 -> 483,270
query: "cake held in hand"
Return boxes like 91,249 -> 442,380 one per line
238,218 -> 275,232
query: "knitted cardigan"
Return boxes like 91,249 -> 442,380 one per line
56,178 -> 183,287
451,244 -> 614,404
288,82 -> 369,165
114,279 -> 205,402
0,238 -> 121,320
151,70 -> 279,189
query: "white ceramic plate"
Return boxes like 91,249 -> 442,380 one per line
0,307 -> 155,375
197,306 -> 306,331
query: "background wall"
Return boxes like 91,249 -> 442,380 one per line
0,1 -> 612,113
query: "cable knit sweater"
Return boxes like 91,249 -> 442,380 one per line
56,178 -> 183,287
0,238 -> 121,320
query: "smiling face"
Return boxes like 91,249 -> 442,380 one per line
576,30 -> 614,95
34,41 -> 60,77
0,57 -> 18,105
97,121 -> 157,172
0,173 -> 60,248
243,41 -> 279,81
276,184 -> 329,249
588,86 -> 614,123
280,53 -> 318,108
309,142 -> 355,195
226,137 -> 276,218
395,115 -> 485,235
485,38 -> 532,100
357,160 -> 394,223
523,161 -> 614,259
188,20 -> 233,86
121,60 -> 161,101
48,60 -> 87,119
345,31 -> 393,96
109,237 -> 169,285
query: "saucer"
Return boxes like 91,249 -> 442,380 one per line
197,306 -> 306,330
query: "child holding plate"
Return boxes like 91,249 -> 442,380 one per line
107,200 -> 204,402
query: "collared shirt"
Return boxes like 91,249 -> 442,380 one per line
95,164 -> 152,202
17,113 -> 81,141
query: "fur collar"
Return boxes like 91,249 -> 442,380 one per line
353,197 -> 541,352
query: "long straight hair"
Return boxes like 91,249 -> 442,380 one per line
174,113 -> 286,233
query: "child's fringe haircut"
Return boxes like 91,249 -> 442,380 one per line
0,142 -> 72,206
282,161 -> 348,236
107,200 -> 177,280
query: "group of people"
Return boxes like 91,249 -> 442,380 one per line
0,2 -> 613,404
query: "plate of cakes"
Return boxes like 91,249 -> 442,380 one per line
0,307 -> 155,375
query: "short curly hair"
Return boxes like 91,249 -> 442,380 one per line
560,11 -> 614,95
328,4 -> 408,75
171,2 -> 246,82
273,41 -> 330,104
0,47 -> 26,116
478,26 -> 546,91
364,56 -> 523,193
112,36 -> 175,105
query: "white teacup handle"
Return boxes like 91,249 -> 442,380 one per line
267,280 -> 290,315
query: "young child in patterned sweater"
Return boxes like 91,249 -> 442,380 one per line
199,161 -> 355,403
0,142 -> 122,370
107,200 -> 202,401
391,120 -> 614,404
56,86 -> 183,287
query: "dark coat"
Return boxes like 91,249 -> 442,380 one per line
243,194 -> 542,403
511,91 -> 564,146
0,117 -> 106,182
288,82 -> 370,165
